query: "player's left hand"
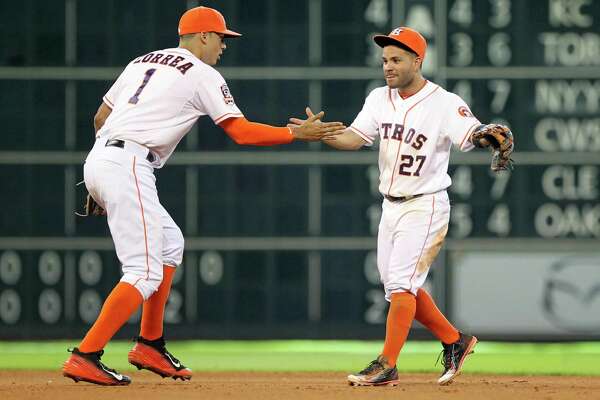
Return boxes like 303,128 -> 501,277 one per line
287,107 -> 346,141
470,124 -> 514,172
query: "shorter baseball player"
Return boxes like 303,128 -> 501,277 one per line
290,27 -> 512,386
62,6 -> 345,386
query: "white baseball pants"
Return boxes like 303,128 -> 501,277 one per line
83,137 -> 184,300
377,190 -> 450,300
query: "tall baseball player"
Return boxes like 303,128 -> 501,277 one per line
290,27 -> 513,386
62,6 -> 344,386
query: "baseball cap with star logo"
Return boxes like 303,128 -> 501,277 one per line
373,27 -> 427,59
178,6 -> 241,37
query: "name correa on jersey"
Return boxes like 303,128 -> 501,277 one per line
132,52 -> 194,75
98,47 -> 243,167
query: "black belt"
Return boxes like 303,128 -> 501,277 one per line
105,139 -> 155,163
384,193 -> 424,203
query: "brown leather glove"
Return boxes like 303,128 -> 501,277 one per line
470,124 -> 514,172
76,193 -> 106,217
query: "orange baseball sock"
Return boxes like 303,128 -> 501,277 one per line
414,288 -> 459,344
78,282 -> 143,353
381,292 -> 416,367
140,265 -> 176,340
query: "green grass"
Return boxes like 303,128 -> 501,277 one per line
1,340 -> 599,376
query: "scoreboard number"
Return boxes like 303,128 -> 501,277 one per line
38,289 -> 62,324
199,251 -> 224,285
451,204 -> 473,238
487,203 -> 512,236
489,0 -> 512,28
78,251 -> 103,285
79,289 -> 102,324
0,250 -> 22,285
39,251 -> 62,285
488,32 -> 512,66
0,251 -> 22,324
364,289 -> 387,324
449,0 -> 473,27
450,33 -> 474,66
488,80 -> 511,113
0,290 -> 20,325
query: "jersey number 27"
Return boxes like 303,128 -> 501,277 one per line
398,155 -> 426,176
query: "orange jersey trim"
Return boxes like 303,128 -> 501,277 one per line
386,86 -> 440,196
132,156 -> 150,282
388,88 -> 396,111
349,126 -> 373,144
459,122 -> 480,150
218,116 -> 293,146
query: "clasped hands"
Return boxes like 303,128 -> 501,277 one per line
287,107 -> 346,141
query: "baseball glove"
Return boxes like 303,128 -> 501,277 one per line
470,124 -> 514,172
76,193 -> 106,217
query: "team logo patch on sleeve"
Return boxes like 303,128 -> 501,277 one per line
458,106 -> 473,118
220,84 -> 235,105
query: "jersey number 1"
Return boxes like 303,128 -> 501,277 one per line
128,68 -> 156,104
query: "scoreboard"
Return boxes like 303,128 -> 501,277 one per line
0,0 -> 599,339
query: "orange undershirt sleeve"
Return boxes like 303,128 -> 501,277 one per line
218,117 -> 294,146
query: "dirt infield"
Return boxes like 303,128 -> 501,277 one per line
1,371 -> 598,400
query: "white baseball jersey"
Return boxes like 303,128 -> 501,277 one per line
97,47 -> 243,167
350,81 -> 481,197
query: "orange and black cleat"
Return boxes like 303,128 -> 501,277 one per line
62,347 -> 131,386
347,355 -> 400,386
128,336 -> 192,381
437,332 -> 478,385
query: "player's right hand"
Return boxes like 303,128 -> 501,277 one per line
287,107 -> 345,141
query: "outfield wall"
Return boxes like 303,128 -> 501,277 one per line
1,0 -> 599,340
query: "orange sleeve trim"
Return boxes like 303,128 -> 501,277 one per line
459,122 -> 480,150
350,126 -> 373,144
218,117 -> 294,146
214,111 -> 244,124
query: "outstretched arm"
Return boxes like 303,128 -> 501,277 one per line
288,107 -> 366,150
319,129 -> 366,150
218,111 -> 345,146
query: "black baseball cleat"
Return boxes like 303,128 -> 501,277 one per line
128,336 -> 192,380
437,332 -> 478,385
347,355 -> 399,386
62,347 -> 131,386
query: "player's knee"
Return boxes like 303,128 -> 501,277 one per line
163,227 -> 184,267
145,273 -> 163,297
121,264 -> 164,300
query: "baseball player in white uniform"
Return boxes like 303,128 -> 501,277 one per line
62,6 -> 344,386
290,27 -> 513,386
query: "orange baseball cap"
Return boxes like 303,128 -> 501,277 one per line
373,27 -> 426,59
178,6 -> 241,37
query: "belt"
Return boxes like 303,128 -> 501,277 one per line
105,139 -> 155,163
384,193 -> 424,203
